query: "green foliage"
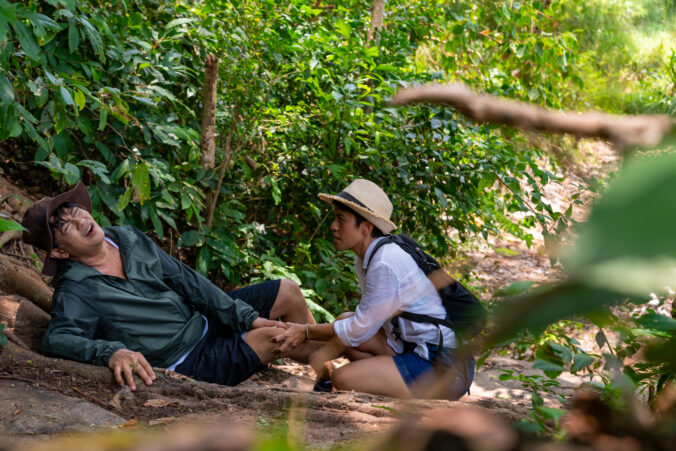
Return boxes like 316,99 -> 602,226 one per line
0,0 -> 584,315
499,368 -> 566,435
0,323 -> 7,348
556,0 -> 676,114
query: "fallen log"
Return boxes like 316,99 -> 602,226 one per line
0,253 -> 53,312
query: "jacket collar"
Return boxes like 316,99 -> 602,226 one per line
53,226 -> 138,283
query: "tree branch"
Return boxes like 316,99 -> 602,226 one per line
388,83 -> 675,152
206,103 -> 240,229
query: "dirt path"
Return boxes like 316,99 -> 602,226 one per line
0,141 -> 620,449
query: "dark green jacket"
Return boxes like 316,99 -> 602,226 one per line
41,226 -> 259,367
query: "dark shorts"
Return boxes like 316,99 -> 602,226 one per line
174,279 -> 280,386
393,344 -> 475,400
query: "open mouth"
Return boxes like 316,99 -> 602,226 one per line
85,223 -> 94,237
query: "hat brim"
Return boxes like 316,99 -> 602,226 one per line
41,182 -> 92,276
318,193 -> 397,234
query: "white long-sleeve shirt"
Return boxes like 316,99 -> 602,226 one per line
333,237 -> 457,360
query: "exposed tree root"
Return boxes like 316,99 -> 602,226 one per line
0,230 -> 22,249
0,254 -> 53,312
0,294 -> 51,352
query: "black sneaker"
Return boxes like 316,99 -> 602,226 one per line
313,378 -> 333,393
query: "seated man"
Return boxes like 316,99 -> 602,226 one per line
272,179 -> 475,399
21,182 -> 315,391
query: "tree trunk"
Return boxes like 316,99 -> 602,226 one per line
0,254 -> 53,312
367,0 -> 386,45
199,53 -> 220,171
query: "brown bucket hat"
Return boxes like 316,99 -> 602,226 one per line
21,182 -> 91,276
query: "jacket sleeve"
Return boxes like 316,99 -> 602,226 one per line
41,288 -> 127,366
155,245 -> 259,332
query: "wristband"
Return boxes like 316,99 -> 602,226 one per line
305,323 -> 310,341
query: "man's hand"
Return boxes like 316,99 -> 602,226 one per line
108,349 -> 156,391
251,317 -> 288,329
271,323 -> 307,354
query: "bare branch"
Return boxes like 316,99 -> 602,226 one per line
388,83 -> 675,152
206,103 -> 240,229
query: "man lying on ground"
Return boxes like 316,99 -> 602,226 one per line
22,182 -> 316,390
272,179 -> 476,399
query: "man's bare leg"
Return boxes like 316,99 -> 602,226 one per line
332,355 -> 411,398
268,279 -> 316,324
265,279 -> 319,362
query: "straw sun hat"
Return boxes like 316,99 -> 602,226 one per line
318,179 -> 397,234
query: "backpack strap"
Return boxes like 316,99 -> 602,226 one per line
365,235 -> 453,350
364,235 -> 394,275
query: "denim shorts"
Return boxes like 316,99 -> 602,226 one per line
393,344 -> 475,400
174,279 -> 280,386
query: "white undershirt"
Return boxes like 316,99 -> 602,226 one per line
332,237 -> 457,360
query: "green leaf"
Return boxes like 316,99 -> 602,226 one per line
0,323 -> 7,348
77,17 -> 104,61
634,313 -> 676,333
0,217 -> 26,232
117,186 -> 133,212
166,17 -> 197,29
494,281 -> 534,297
178,230 -> 200,247
98,108 -> 108,131
595,329 -> 608,349
0,0 -> 17,25
571,353 -> 595,372
131,163 -> 151,203
63,162 -> 80,184
53,104 -> 69,134
271,178 -> 281,205
547,341 -> 572,364
68,23 -> 79,53
534,406 -> 566,421
60,86 -> 74,106
12,21 -> 41,61
0,74 -> 14,103
565,152 -> 676,269
532,359 -> 565,377
196,247 -> 210,276
73,89 -> 85,110
305,297 -> 336,322
434,187 -> 448,208
148,206 -> 163,239
77,160 -> 110,184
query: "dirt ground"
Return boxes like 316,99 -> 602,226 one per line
0,141 -> 622,449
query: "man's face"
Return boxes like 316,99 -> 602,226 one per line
329,206 -> 367,251
49,206 -> 105,260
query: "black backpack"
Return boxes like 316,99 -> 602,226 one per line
366,234 -> 487,343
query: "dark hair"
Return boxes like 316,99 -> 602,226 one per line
49,202 -> 83,247
332,200 -> 385,238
